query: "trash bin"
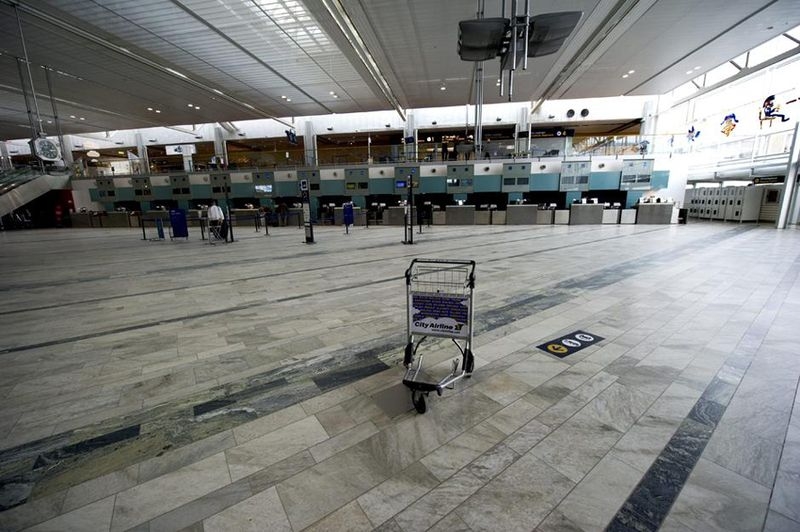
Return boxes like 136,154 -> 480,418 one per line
678,208 -> 688,224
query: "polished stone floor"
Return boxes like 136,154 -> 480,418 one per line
0,221 -> 798,531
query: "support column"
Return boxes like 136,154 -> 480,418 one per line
777,122 -> 800,229
404,111 -> 416,162
303,120 -> 316,166
213,126 -> 227,168
0,142 -> 10,170
135,132 -> 149,175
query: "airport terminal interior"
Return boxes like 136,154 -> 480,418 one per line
1,0 -> 800,531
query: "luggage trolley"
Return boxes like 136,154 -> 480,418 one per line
403,259 -> 476,413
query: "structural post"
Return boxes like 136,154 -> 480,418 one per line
777,122 -> 800,229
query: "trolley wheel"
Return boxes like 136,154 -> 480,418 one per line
411,391 -> 427,414
403,342 -> 414,367
464,349 -> 475,376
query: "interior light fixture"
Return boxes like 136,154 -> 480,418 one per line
195,106 -> 200,110
69,115 -> 76,118
286,98 -> 292,102
155,109 -> 161,113
79,117 -> 85,120
329,91 -> 335,95
627,70 -> 635,74
281,95 -> 287,99
686,70 -> 693,75
332,94 -> 338,98
622,74 -> 628,78
440,85 -> 447,91
187,104 -> 194,107
694,66 -> 701,70
146,107 -> 153,111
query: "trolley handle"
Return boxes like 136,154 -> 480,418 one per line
405,258 -> 476,288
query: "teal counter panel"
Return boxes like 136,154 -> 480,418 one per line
565,191 -> 582,205
275,182 -> 299,197
231,183 -> 254,197
320,180 -> 345,195
351,196 -> 366,209
473,175 -> 502,192
89,188 -> 101,202
190,184 -> 212,197
152,186 -> 172,200
420,176 -> 446,193
113,187 -> 135,201
589,171 -> 621,190
652,170 -> 669,189
369,178 -> 395,194
530,173 -> 560,191
626,191 -> 644,208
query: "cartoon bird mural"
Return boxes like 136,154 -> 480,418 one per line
720,113 -> 739,136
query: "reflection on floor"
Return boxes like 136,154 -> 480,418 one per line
0,222 -> 798,531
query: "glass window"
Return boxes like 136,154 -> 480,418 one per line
749,35 -> 798,68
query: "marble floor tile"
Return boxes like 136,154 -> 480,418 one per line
303,500 -> 374,532
203,486 -> 290,532
225,416 -> 328,481
555,454 -> 640,531
110,452 -> 231,531
532,416 -> 624,483
763,510 -> 800,532
357,462 -> 439,528
456,454 -> 575,531
394,469 -> 485,531
26,495 -> 114,532
309,420 -> 379,462
667,458 -> 771,532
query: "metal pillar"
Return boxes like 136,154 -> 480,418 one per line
44,66 -> 67,162
777,122 -> 800,229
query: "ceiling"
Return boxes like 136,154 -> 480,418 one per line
0,0 -> 798,141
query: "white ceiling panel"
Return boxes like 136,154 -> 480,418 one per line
1,0 -> 797,141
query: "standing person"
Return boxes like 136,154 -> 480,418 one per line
208,200 -> 224,242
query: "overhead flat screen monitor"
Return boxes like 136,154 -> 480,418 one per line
395,180 -> 407,189
254,184 -> 272,193
447,178 -> 460,186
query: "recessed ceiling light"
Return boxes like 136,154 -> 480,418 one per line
69,115 -> 76,118
329,91 -> 335,95
46,120 -> 52,123
187,104 -> 194,107
622,74 -> 629,78
694,66 -> 701,70
332,94 -> 338,98
440,86 -> 446,91
155,109 -> 161,113
627,70 -> 635,74
79,117 -> 85,120
281,95 -> 287,99
147,107 -> 153,111
686,70 -> 693,75
195,106 -> 200,110
286,98 -> 291,102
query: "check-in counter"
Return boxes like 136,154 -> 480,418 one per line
620,209 -> 637,224
432,210 -> 446,225
492,211 -> 506,225
475,209 -> 503,225
334,206 -> 362,225
601,208 -> 620,224
505,205 -> 538,225
231,209 -> 259,226
71,212 -> 93,227
636,203 -> 675,224
104,212 -> 132,227
536,209 -> 554,225
475,210 -> 490,224
386,206 -> 415,225
554,210 -> 570,224
445,205 -> 475,225
569,203 -> 604,225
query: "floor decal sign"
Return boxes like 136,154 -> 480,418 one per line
537,330 -> 604,358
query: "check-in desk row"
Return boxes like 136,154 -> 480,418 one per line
380,203 -> 675,225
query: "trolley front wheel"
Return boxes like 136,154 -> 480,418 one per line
464,349 -> 475,376
411,391 -> 427,414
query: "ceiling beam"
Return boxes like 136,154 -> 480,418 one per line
1,0 -> 295,129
